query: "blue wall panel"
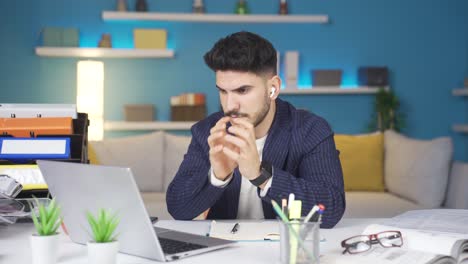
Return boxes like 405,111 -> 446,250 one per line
0,0 -> 467,160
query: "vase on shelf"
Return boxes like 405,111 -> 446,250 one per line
235,0 -> 249,15
98,33 -> 112,48
193,0 -> 205,14
116,0 -> 127,11
135,0 -> 148,12
279,0 -> 288,15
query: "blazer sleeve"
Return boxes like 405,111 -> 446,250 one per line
261,124 -> 346,228
166,127 -> 227,220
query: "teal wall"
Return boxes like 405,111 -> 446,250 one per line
0,0 -> 467,160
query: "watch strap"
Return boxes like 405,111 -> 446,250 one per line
250,161 -> 272,187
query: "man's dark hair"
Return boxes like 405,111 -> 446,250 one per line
204,31 -> 277,76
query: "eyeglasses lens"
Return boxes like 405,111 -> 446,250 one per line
345,236 -> 371,254
377,231 -> 403,247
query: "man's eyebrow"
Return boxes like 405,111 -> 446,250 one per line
216,85 -> 253,92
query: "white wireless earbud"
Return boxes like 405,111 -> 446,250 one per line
270,87 -> 276,98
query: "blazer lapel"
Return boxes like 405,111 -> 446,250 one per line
261,99 -> 292,218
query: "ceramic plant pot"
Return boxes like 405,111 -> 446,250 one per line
30,233 -> 59,264
87,240 -> 119,264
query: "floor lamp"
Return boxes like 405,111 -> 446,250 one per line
77,61 -> 104,141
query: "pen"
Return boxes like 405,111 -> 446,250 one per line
317,204 -> 326,223
271,200 -> 290,223
303,204 -> 320,223
287,193 -> 295,211
281,199 -> 288,216
310,204 -> 325,222
230,223 -> 239,234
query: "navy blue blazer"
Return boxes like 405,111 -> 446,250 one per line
166,99 -> 345,228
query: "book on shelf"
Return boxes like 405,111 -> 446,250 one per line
170,93 -> 205,106
327,209 -> 468,264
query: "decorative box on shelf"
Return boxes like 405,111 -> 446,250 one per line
171,105 -> 206,121
41,27 -> 79,47
124,104 -> 155,121
170,93 -> 206,121
134,29 -> 167,49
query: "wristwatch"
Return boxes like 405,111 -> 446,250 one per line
250,160 -> 273,187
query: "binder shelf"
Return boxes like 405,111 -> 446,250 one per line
0,113 -> 89,165
0,113 -> 89,198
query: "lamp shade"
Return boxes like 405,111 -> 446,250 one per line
77,61 -> 104,141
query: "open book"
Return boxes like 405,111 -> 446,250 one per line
331,210 -> 468,264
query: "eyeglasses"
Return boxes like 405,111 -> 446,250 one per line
341,231 -> 403,254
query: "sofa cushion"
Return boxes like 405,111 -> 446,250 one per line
163,133 -> 192,192
384,130 -> 453,208
140,192 -> 172,220
444,162 -> 468,209
344,191 -> 426,218
89,131 -> 165,192
88,143 -> 99,164
334,133 -> 385,191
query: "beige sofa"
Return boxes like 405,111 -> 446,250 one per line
90,130 -> 468,220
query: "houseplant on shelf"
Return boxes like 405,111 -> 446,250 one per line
86,209 -> 120,264
30,197 -> 62,264
368,87 -> 405,132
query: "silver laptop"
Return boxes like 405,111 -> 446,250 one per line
37,160 -> 234,262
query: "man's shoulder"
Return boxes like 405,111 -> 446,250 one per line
277,100 -> 333,150
279,100 -> 331,134
296,109 -> 330,130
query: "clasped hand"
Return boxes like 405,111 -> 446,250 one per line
207,117 -> 260,181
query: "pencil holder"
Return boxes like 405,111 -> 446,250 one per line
279,220 -> 320,264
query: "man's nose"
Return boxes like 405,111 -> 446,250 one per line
226,93 -> 240,112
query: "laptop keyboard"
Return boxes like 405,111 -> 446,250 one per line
158,237 -> 208,255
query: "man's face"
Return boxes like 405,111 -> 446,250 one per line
216,70 -> 272,127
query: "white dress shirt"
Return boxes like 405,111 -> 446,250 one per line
209,134 -> 272,219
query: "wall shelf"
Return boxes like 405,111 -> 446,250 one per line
104,121 -> 195,131
452,88 -> 468,96
35,47 -> 175,58
102,11 -> 329,24
453,124 -> 468,133
280,86 -> 385,95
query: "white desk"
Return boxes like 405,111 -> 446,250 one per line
0,218 -> 384,263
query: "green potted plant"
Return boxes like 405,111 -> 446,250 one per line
29,197 -> 62,264
86,209 -> 120,264
368,87 -> 405,132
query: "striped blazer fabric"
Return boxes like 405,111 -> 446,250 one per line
166,99 -> 345,228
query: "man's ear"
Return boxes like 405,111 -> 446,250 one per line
270,87 -> 276,98
269,75 -> 281,99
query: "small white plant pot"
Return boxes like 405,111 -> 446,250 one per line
30,233 -> 59,264
87,240 -> 119,264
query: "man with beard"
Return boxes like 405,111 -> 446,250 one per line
166,31 -> 345,228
